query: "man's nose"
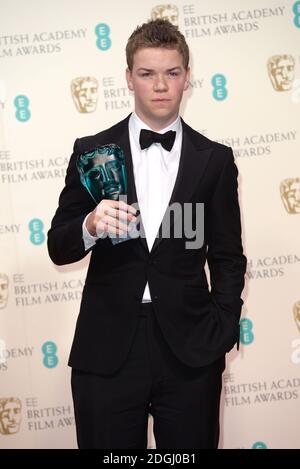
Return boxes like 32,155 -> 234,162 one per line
153,74 -> 168,91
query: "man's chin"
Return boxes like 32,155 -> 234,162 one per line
150,108 -> 177,121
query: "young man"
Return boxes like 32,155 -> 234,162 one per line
48,19 -> 247,449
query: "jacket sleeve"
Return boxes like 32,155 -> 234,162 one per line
47,139 -> 97,265
206,147 -> 247,323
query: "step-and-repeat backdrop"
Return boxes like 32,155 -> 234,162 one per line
1,0 -> 299,449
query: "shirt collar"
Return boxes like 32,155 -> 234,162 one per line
129,112 -> 181,149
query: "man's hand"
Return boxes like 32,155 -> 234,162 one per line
86,200 -> 138,237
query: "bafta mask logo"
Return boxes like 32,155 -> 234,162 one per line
151,4 -> 179,26
280,178 -> 300,214
71,77 -> 98,113
0,398 -> 22,435
77,144 -> 127,203
0,274 -> 9,309
294,301 -> 300,333
267,55 -> 295,91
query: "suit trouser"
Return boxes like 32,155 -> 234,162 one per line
71,302 -> 225,449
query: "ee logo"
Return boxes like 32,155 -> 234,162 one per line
240,318 -> 254,345
252,441 -> 267,449
211,74 -> 228,101
293,1 -> 300,28
95,23 -> 111,51
29,218 -> 45,245
14,95 -> 31,122
42,341 -> 58,368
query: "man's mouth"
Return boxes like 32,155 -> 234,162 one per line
152,98 -> 171,104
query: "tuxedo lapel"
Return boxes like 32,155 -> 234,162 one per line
114,117 -> 137,207
151,119 -> 213,253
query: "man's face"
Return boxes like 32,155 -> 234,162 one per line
0,401 -> 22,435
272,58 -> 295,91
126,47 -> 190,130
285,181 -> 300,213
73,78 -> 98,113
0,275 -> 8,309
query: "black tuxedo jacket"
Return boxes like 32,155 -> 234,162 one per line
47,114 -> 247,375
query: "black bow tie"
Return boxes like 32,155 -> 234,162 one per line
139,129 -> 176,152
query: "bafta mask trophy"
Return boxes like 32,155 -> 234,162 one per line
77,144 -> 138,244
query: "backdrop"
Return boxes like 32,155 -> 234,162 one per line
0,0 -> 299,449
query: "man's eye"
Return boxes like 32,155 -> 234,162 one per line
141,72 -> 151,77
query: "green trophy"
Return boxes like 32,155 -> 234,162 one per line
77,144 -> 138,244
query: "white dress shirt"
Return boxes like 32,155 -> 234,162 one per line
82,112 -> 182,302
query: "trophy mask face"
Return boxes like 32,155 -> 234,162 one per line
77,145 -> 127,202
0,274 -> 8,309
71,77 -> 98,113
286,180 -> 300,213
294,301 -> 300,333
151,4 -> 179,26
268,55 -> 295,91
0,399 -> 22,435
280,178 -> 300,214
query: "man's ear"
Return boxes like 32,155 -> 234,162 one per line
183,67 -> 190,91
126,68 -> 134,91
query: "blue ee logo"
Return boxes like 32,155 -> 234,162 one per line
240,318 -> 254,345
14,95 -> 31,122
29,218 -> 45,245
252,441 -> 267,449
211,74 -> 228,101
293,2 -> 300,28
42,341 -> 58,368
95,23 -> 111,50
